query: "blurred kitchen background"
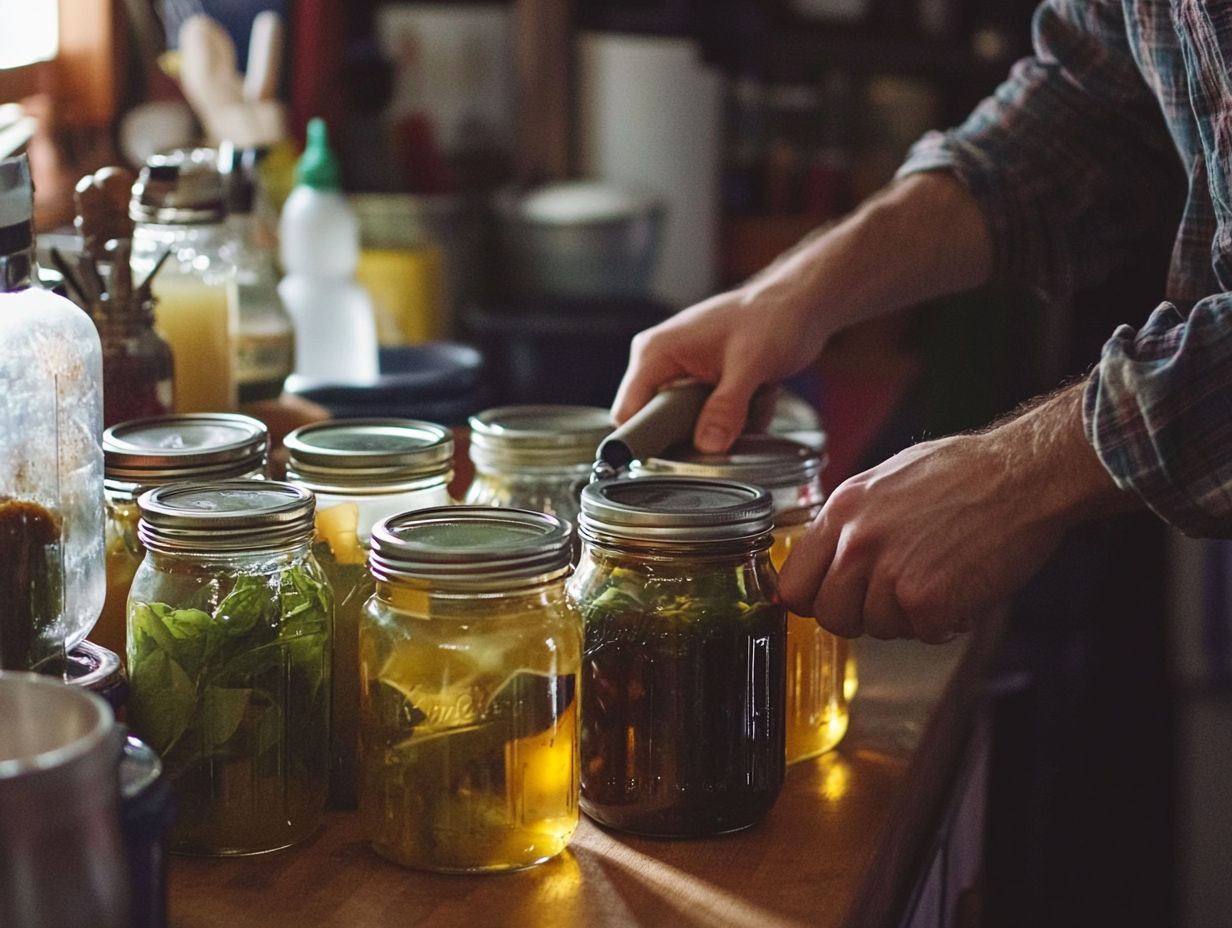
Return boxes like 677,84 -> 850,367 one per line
2,1 -> 1228,925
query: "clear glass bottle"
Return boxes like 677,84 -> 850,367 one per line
568,476 -> 786,836
99,413 -> 269,664
126,481 -> 331,856
283,418 -> 453,809
465,405 -> 612,526
220,145 -> 295,403
360,507 -> 581,872
634,435 -> 850,762
131,148 -> 239,414
0,154 -> 105,672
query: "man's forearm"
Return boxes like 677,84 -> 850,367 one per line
986,381 -> 1138,528
741,171 -> 996,343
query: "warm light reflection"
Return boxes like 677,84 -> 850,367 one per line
529,848 -> 584,907
577,839 -> 812,928
0,1 -> 58,71
817,752 -> 853,802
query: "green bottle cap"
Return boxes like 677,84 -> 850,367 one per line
294,118 -> 341,191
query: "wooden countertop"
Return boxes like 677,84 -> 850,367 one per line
168,622 -> 1000,928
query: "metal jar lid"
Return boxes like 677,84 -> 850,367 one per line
635,435 -> 825,523
104,413 -> 268,489
369,506 -> 572,587
284,418 -> 453,493
579,476 -> 775,545
130,148 -> 226,225
137,481 -> 315,554
469,405 -> 613,471
63,642 -> 128,713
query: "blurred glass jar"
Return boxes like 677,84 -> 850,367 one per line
569,477 -> 786,836
94,288 -> 175,429
0,155 -> 104,673
283,418 -> 453,809
634,435 -> 850,763
126,481 -> 331,856
359,507 -> 581,872
220,145 -> 295,403
98,414 -> 268,664
131,148 -> 239,414
465,405 -> 612,527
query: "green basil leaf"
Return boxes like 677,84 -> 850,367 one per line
128,648 -> 195,753
214,575 -> 273,638
201,686 -> 252,748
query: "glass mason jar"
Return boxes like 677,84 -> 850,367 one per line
99,414 -> 269,664
635,435 -> 851,763
359,506 -> 581,873
131,148 -> 239,414
465,405 -> 612,526
125,480 -> 329,856
284,418 -> 453,809
569,476 -> 787,836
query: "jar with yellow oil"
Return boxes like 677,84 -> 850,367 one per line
359,507 -> 581,872
98,414 -> 269,663
635,436 -> 852,762
131,148 -> 239,413
283,418 -> 453,809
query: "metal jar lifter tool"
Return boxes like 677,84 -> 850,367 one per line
592,380 -> 777,481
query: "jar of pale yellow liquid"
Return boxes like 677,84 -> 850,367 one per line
635,435 -> 851,762
97,414 -> 269,662
131,149 -> 238,413
465,405 -> 613,527
283,418 -> 454,810
360,507 -> 581,872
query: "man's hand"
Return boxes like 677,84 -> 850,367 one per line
612,285 -> 822,453
611,173 -> 995,453
778,383 -> 1137,641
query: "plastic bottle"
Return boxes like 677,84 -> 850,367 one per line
0,155 -> 105,671
279,119 -> 379,384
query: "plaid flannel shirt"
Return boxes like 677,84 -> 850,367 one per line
898,0 -> 1232,537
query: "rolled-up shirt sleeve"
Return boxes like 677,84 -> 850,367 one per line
896,0 -> 1177,304
1084,296 -> 1232,538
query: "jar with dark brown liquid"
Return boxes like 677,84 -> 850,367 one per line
568,476 -> 786,836
635,435 -> 851,763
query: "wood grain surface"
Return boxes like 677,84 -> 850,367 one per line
169,627 -> 998,928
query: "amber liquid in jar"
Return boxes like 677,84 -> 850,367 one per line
359,583 -> 581,872
575,549 -> 786,836
771,523 -> 850,763
96,499 -> 141,661
0,497 -> 63,671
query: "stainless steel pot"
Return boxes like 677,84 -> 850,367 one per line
0,672 -> 131,928
496,182 -> 664,300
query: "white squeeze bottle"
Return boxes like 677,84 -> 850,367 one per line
279,118 -> 379,383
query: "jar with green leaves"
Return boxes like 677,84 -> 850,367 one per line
100,413 -> 269,665
634,435 -> 850,763
283,418 -> 453,809
360,506 -> 581,872
126,481 -> 331,856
